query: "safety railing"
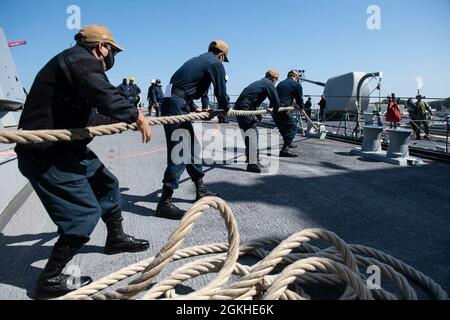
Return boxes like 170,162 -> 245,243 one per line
105,96 -> 450,154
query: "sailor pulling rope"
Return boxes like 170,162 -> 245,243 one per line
7,24 -> 446,301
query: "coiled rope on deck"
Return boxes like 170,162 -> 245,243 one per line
0,108 -> 294,145
62,197 -> 448,301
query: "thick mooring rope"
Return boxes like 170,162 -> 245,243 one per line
300,109 -> 320,131
0,108 -> 294,145
62,197 -> 448,301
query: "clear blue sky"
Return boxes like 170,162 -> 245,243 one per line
1,0 -> 449,101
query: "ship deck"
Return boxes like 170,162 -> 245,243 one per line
0,121 -> 449,299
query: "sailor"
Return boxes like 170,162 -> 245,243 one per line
155,79 -> 164,115
415,95 -> 433,140
14,25 -> 151,300
155,40 -> 230,220
147,80 -> 156,115
304,97 -> 313,117
234,69 -> 282,173
275,70 -> 305,158
117,78 -> 132,99
407,97 -> 419,137
319,95 -> 327,122
148,79 -> 164,117
385,93 -> 402,129
129,76 -> 142,108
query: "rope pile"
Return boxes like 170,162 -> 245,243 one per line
62,197 -> 448,301
0,108 -> 295,145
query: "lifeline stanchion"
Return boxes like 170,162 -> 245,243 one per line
446,117 -> 449,153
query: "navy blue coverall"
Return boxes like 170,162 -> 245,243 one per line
117,82 -> 132,99
129,83 -> 141,108
234,78 -> 281,164
275,78 -> 304,143
15,45 -> 139,245
148,84 -> 163,117
319,97 -> 327,122
304,99 -> 312,117
161,51 -> 229,191
201,92 -> 210,110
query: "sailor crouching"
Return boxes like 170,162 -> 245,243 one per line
15,25 -> 152,300
275,70 -> 305,158
234,69 -> 282,173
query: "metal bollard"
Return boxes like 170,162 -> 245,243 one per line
386,129 -> 412,159
307,122 -> 326,140
364,113 -> 375,126
361,125 -> 383,152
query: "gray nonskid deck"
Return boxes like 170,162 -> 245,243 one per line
1,122 -> 449,299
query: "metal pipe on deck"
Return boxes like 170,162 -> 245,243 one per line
300,78 -> 326,87
355,72 -> 382,138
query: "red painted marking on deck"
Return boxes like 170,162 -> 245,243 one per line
0,150 -> 16,157
107,123 -> 223,161
201,124 -> 222,141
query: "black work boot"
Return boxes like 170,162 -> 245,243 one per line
34,240 -> 93,300
246,162 -> 267,173
104,212 -> 149,255
156,187 -> 185,220
280,143 -> 298,158
193,177 -> 219,201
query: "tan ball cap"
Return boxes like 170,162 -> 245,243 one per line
288,70 -> 300,78
76,24 -> 125,52
209,40 -> 230,62
266,69 -> 280,80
